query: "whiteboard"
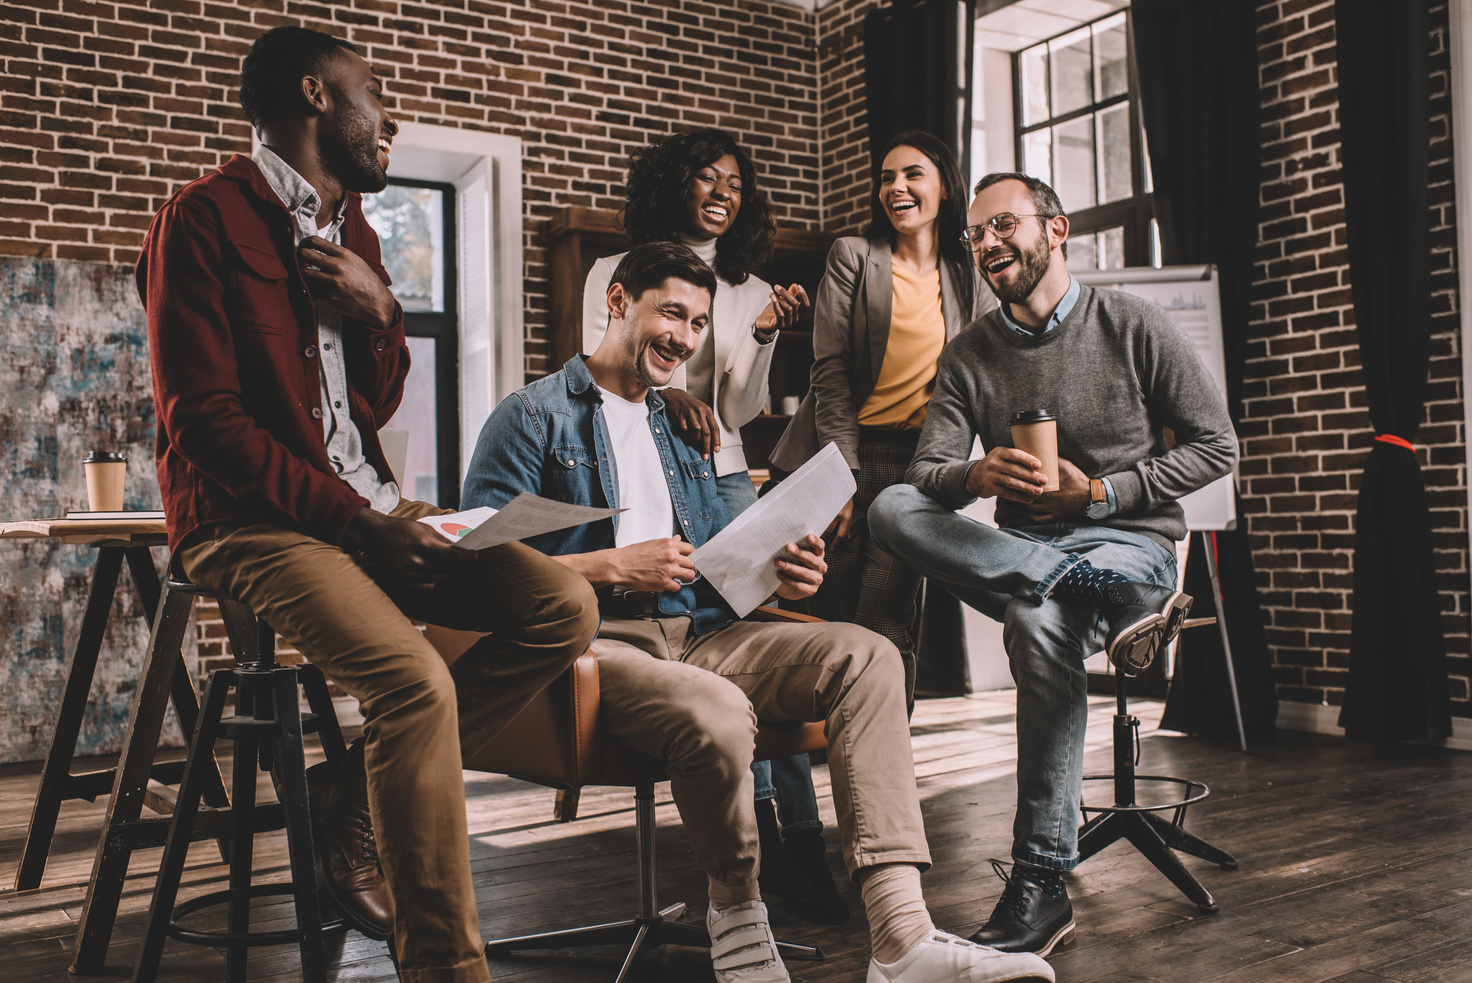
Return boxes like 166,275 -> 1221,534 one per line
1073,264 -> 1237,531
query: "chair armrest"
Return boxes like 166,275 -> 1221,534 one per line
461,652 -> 601,787
750,605 -> 824,625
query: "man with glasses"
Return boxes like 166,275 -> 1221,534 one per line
868,173 -> 1237,957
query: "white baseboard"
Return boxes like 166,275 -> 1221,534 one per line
1276,700 -> 1472,751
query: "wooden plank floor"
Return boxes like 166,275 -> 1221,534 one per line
2,692 -> 1470,982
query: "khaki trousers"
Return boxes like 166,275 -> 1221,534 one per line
179,499 -> 599,983
592,615 -> 932,894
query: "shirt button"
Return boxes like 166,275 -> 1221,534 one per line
323,342 -> 332,350
654,428 -> 661,434
703,471 -> 709,477
668,469 -> 675,475
374,339 -> 387,351
682,519 -> 689,526
304,345 -> 317,358
334,401 -> 342,408
311,407 -> 323,420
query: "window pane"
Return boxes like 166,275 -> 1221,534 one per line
385,336 -> 439,504
1093,13 -> 1129,101
1052,116 -> 1096,210
1096,103 -> 1133,203
362,185 -> 446,313
1023,129 -> 1052,187
1065,232 -> 1097,273
1099,226 -> 1125,269
1020,44 -> 1049,126
1048,27 -> 1093,117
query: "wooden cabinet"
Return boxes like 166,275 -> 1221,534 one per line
540,206 -> 837,471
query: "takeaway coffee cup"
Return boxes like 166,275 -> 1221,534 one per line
1009,410 -> 1060,492
83,451 -> 127,512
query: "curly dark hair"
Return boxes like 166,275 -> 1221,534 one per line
240,26 -> 356,134
620,128 -> 775,286
866,130 -> 975,317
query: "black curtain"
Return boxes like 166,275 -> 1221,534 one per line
1333,0 -> 1449,743
867,0 -> 977,693
864,0 -> 976,177
1131,0 -> 1278,744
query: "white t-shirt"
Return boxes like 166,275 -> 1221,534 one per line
596,385 -> 677,549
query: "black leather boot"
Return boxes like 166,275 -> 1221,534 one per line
1099,582 -> 1193,675
969,862 -> 1074,956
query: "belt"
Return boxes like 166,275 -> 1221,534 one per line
608,588 -> 662,618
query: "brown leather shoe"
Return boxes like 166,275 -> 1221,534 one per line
306,738 -> 394,940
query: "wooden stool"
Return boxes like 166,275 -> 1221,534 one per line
131,581 -> 348,983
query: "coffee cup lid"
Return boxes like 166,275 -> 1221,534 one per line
1009,409 -> 1056,425
84,451 -> 126,463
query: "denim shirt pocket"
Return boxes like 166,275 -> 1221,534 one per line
679,459 -> 717,521
551,444 -> 600,500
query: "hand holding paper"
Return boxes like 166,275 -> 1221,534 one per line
419,493 -> 623,550
690,442 -> 856,617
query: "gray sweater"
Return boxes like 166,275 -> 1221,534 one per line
907,283 -> 1238,549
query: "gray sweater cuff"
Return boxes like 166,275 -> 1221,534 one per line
1106,470 -> 1144,514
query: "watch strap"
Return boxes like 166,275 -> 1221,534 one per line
1089,478 -> 1105,507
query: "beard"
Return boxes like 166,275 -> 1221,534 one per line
322,85 -> 388,194
985,231 -> 1053,305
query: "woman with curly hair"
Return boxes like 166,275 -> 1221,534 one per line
583,127 -> 808,518
771,130 -> 999,704
581,129 -> 853,927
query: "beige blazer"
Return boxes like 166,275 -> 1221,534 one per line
770,235 -> 998,472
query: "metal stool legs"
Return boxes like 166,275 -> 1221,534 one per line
485,782 -> 823,982
1077,669 -> 1237,913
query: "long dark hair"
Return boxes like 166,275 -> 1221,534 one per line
620,128 -> 776,286
865,130 -> 975,316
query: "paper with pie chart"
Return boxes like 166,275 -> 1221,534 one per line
691,441 -> 855,617
419,493 -> 623,550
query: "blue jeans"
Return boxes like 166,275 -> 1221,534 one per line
869,484 -> 1177,869
718,470 -> 823,832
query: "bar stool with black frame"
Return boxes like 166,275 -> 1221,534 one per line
131,579 -> 352,983
1075,614 -> 1238,914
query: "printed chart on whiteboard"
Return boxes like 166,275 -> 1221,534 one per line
1074,264 -> 1236,531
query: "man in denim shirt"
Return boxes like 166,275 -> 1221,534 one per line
463,242 -> 1053,983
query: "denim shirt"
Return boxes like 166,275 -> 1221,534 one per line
462,355 -> 737,635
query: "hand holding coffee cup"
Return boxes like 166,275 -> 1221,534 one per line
1009,410 -> 1060,492
83,450 -> 127,511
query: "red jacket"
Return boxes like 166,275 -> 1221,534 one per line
136,154 -> 409,559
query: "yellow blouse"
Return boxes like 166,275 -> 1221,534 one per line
858,264 -> 946,429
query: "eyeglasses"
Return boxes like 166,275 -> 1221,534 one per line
960,213 -> 1043,250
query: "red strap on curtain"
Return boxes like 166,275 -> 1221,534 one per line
1375,433 -> 1415,451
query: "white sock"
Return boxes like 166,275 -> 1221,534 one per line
859,864 -> 934,964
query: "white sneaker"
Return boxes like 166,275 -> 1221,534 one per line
707,899 -> 791,982
867,931 -> 1056,983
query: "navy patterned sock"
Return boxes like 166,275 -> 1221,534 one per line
1051,559 -> 1131,608
1014,863 -> 1065,897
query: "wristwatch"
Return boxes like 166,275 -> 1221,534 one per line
1086,478 -> 1111,520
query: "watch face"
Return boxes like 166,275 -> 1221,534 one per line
1087,502 -> 1110,519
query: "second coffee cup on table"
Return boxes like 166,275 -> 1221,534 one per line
1009,410 -> 1059,492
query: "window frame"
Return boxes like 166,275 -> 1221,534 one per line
377,176 -> 462,509
1011,9 -> 1155,268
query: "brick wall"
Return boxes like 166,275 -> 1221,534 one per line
0,0 -> 823,381
1246,0 -> 1469,716
815,0 -> 878,234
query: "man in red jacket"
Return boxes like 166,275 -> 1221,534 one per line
136,26 -> 598,983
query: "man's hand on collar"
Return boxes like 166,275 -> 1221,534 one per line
299,236 -> 398,330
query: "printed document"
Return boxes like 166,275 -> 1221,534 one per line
420,493 -> 622,550
692,442 -> 856,617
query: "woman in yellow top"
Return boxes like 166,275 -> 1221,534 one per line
771,130 -> 998,701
